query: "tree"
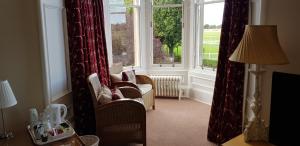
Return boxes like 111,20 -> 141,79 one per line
204,24 -> 210,29
124,0 -> 133,13
153,0 -> 182,57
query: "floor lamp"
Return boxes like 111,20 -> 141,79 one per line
229,25 -> 289,142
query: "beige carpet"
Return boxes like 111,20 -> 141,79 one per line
145,98 -> 216,146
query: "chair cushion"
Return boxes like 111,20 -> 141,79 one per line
97,85 -> 112,105
122,70 -> 136,84
111,88 -> 125,100
137,84 -> 152,95
110,73 -> 122,83
110,62 -> 123,74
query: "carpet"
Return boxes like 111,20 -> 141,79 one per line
144,98 -> 216,146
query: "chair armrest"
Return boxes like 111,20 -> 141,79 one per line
95,99 -> 146,127
136,75 -> 155,90
118,87 -> 142,99
112,81 -> 139,90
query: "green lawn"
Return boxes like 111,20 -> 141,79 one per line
202,29 -> 221,68
203,30 -> 221,42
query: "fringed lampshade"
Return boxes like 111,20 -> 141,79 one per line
229,25 -> 289,65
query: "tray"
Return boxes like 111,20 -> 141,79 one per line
27,121 -> 75,145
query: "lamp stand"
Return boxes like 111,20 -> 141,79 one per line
0,108 -> 14,139
243,66 -> 268,142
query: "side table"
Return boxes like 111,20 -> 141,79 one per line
222,134 -> 275,146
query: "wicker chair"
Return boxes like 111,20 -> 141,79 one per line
87,73 -> 146,146
110,63 -> 156,110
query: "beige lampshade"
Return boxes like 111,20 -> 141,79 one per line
0,80 -> 17,108
229,25 -> 289,65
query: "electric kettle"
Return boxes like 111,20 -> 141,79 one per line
45,104 -> 67,127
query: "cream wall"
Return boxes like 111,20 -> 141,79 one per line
260,0 -> 300,124
0,0 -> 45,134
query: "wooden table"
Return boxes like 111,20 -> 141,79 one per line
222,134 -> 275,146
0,129 -> 85,146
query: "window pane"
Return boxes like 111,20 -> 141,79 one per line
153,0 -> 182,5
201,2 -> 224,68
110,6 -> 140,66
109,0 -> 139,6
153,7 -> 182,64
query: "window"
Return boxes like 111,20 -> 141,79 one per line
109,0 -> 141,66
152,0 -> 183,65
195,0 -> 224,68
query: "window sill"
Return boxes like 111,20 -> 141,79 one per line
189,68 -> 216,81
149,65 -> 185,70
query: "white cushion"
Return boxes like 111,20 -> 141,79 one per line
110,73 -> 122,83
97,85 -> 112,104
122,70 -> 136,84
137,84 -> 152,95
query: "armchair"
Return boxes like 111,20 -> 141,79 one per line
110,63 -> 156,110
87,73 -> 146,146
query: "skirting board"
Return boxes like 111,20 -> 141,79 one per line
188,88 -> 213,105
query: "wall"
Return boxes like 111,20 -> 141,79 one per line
0,0 -> 45,134
188,70 -> 215,104
260,0 -> 300,125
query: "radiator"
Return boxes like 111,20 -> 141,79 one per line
150,75 -> 182,97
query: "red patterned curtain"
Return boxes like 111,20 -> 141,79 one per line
207,0 -> 249,144
65,0 -> 110,135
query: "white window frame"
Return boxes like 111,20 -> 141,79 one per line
107,0 -> 142,68
150,0 -> 185,68
194,0 -> 224,71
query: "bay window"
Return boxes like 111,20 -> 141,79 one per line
105,0 -> 224,70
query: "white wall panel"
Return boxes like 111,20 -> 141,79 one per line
39,0 -> 71,105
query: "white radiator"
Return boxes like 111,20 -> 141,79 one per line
150,75 -> 182,97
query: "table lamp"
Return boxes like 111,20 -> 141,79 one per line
0,80 -> 17,139
229,25 -> 289,142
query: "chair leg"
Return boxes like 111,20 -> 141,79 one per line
152,95 -> 155,110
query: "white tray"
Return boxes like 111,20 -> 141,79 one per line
27,121 -> 75,145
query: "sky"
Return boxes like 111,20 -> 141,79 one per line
204,2 -> 224,25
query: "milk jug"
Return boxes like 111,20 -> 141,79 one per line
45,104 -> 67,127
